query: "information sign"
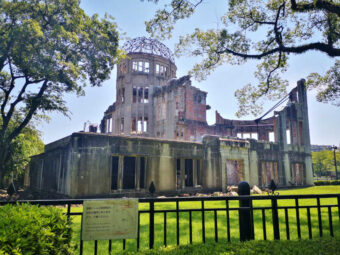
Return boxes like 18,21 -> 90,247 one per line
82,199 -> 138,241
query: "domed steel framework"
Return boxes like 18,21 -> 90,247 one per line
122,37 -> 175,63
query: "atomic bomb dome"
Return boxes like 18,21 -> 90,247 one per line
122,37 -> 175,63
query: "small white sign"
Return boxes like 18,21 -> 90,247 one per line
82,199 -> 138,241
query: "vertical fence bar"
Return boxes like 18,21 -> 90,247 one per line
214,209 -> 218,242
137,212 -> 140,251
189,211 -> 193,244
176,200 -> 180,246
271,197 -> 280,240
149,201 -> 155,249
226,199 -> 230,242
80,213 -> 84,255
109,240 -> 112,254
164,212 -> 167,247
250,198 -> 255,240
307,207 -> 312,239
123,239 -> 126,250
337,196 -> 340,224
94,240 -> 98,255
80,240 -> 83,255
295,198 -> 301,239
67,203 -> 71,221
328,207 -> 334,237
262,209 -> 267,240
201,200 -> 206,243
285,208 -> 290,240
317,197 -> 323,237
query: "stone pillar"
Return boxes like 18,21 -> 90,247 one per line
118,155 -> 124,190
297,79 -> 313,185
181,158 -> 185,189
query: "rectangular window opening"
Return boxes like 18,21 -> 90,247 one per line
132,61 -> 138,71
106,117 -> 112,133
185,159 -> 193,187
286,129 -> 291,144
137,118 -> 143,133
140,157 -> 145,189
131,118 -> 136,133
143,117 -> 148,132
123,157 -> 136,189
138,61 -> 143,72
251,133 -> 258,140
111,156 -> 119,190
144,87 -> 149,103
243,133 -> 251,139
138,87 -> 143,103
133,87 -> 137,103
226,160 -> 243,185
269,132 -> 275,142
144,62 -> 149,73
121,88 -> 125,103
120,118 -> 124,133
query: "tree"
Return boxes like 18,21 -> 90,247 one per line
312,150 -> 340,177
146,0 -> 340,116
0,0 -> 120,187
1,115 -> 44,186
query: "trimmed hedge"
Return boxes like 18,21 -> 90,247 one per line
0,203 -> 73,255
119,237 -> 340,255
314,180 -> 340,185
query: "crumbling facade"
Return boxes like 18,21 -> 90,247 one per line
29,37 -> 313,197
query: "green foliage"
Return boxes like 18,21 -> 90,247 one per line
314,180 -> 340,185
312,150 -> 340,176
0,0 -> 120,185
146,0 -> 340,117
117,237 -> 340,254
307,60 -> 340,106
0,203 -> 73,255
0,114 -> 44,184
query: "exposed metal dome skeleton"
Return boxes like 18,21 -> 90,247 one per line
122,37 -> 175,63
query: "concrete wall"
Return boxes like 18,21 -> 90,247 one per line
29,129 -> 313,197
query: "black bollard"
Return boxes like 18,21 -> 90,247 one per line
238,181 -> 254,241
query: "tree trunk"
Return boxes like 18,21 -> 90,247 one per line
0,142 -> 9,188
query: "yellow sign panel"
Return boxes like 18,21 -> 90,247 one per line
82,199 -> 138,241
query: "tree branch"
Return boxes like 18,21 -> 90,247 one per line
1,57 -> 16,121
217,41 -> 340,59
290,0 -> 340,17
265,51 -> 283,93
7,80 -> 49,143
273,3 -> 285,48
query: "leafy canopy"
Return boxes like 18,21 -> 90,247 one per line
0,114 -> 44,184
0,0 -> 120,185
146,0 -> 340,117
312,149 -> 340,176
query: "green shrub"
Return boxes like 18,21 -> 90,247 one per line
0,203 -> 73,255
314,180 -> 340,185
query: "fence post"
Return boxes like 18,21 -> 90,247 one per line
149,201 -> 155,249
238,181 -> 253,241
271,197 -> 280,240
149,200 -> 154,249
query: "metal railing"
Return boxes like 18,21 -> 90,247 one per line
1,194 -> 340,254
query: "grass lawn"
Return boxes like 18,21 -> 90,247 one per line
117,237 -> 340,255
69,186 -> 340,254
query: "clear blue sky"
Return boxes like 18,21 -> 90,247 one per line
38,0 -> 340,146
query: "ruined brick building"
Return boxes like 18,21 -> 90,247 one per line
29,37 -> 313,197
